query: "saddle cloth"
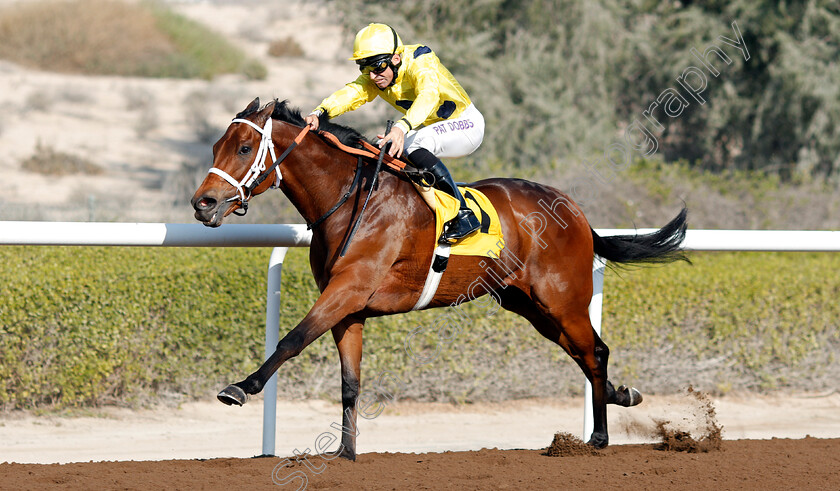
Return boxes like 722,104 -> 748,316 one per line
432,186 -> 504,257
410,185 -> 504,311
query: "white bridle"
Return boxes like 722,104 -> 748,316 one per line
207,117 -> 281,205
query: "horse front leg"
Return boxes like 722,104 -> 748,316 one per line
330,317 -> 365,461
217,277 -> 370,406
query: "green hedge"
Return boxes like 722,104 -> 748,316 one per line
0,247 -> 286,409
1,246 -> 838,410
603,252 -> 840,392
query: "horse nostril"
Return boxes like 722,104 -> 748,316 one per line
194,196 -> 216,211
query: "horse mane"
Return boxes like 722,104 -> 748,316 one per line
235,99 -> 368,150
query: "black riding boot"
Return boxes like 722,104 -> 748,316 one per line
408,148 -> 480,244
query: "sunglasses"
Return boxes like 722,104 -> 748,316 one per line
358,57 -> 390,75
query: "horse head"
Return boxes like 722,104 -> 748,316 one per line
191,97 -> 280,227
192,98 -> 374,231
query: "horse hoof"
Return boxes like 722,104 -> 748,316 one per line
218,385 -> 249,406
586,434 -> 609,449
338,448 -> 357,461
617,385 -> 643,407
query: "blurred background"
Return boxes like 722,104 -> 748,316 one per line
0,0 -> 837,228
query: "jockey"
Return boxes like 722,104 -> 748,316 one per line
304,23 -> 484,244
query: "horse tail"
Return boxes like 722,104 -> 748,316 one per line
591,207 -> 690,266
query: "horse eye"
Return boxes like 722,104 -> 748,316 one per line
239,145 -> 252,155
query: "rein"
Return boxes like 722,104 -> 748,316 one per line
318,132 -> 407,172
339,121 -> 393,257
307,156 -> 364,231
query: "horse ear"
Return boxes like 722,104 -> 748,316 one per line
244,97 -> 260,114
255,99 -> 277,125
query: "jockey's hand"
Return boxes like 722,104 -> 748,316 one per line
378,125 -> 405,158
304,114 -> 320,131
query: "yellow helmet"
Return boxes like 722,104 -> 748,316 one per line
349,23 -> 403,61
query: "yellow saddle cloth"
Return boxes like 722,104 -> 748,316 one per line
432,186 -> 505,257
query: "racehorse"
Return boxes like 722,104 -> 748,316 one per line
191,98 -> 688,460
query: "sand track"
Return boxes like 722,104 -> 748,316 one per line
3,438 -> 839,490
3,392 -> 839,464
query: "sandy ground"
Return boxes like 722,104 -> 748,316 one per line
4,439 -> 840,490
0,0 -> 367,222
2,391 -> 840,464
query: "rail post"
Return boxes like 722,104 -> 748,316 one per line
262,247 -> 289,456
583,255 -> 606,442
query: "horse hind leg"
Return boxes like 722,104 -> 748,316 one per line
607,380 -> 643,407
561,318 -> 646,431
497,288 -> 612,448
589,331 -> 644,408
498,285 -> 644,447
553,314 -> 612,448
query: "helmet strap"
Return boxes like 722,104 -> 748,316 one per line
385,59 -> 401,88
384,24 -> 400,88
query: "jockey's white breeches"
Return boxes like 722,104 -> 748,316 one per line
404,104 -> 485,158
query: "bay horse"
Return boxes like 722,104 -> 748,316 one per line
191,98 -> 688,459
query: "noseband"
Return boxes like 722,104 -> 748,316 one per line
207,117 -> 309,215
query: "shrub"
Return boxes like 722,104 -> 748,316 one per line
0,246 -> 278,409
0,0 -> 266,80
20,142 -> 103,176
268,37 -> 305,58
603,251 -> 840,392
147,1 -> 267,80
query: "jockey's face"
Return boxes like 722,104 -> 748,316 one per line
368,53 -> 401,89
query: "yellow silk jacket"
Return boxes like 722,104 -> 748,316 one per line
314,44 -> 472,134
